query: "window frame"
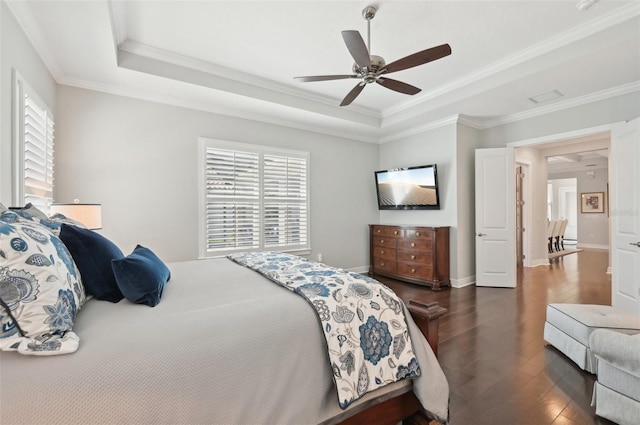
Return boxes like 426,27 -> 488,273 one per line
198,138 -> 311,258
12,70 -> 55,212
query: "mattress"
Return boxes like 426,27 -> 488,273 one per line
0,257 -> 448,424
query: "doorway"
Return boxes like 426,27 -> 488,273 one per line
514,131 -> 611,268
548,178 -> 578,244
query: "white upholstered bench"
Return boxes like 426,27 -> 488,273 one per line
543,303 -> 640,373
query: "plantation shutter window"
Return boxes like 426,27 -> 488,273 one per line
13,72 -> 55,212
263,154 -> 308,248
199,139 -> 310,258
204,148 -> 260,251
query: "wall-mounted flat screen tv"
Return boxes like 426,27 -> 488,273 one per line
375,164 -> 440,210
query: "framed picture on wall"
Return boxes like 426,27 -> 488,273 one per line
581,191 -> 605,213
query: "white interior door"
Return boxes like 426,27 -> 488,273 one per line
611,117 -> 640,315
475,148 -> 516,287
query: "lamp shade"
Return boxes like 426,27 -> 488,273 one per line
50,203 -> 102,230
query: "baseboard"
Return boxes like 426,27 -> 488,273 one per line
349,266 -> 370,274
451,275 -> 475,288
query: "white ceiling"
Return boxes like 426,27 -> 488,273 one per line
7,0 -> 640,142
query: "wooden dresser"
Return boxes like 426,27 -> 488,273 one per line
369,224 -> 450,290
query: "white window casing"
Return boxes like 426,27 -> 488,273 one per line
12,70 -> 55,212
198,138 -> 310,258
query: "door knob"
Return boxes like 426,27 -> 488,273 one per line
630,242 -> 640,247
477,233 -> 486,237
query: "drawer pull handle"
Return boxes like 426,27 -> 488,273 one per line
411,268 -> 416,273
410,242 -> 415,247
394,231 -> 398,235
380,250 -> 384,254
380,240 -> 384,244
380,262 -> 385,266
377,229 -> 381,233
411,255 -> 416,260
415,232 -> 420,237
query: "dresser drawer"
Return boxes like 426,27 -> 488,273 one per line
371,226 -> 402,237
372,259 -> 397,274
397,263 -> 433,280
372,237 -> 397,249
372,247 -> 396,261
404,228 -> 433,239
397,251 -> 433,265
397,239 -> 432,252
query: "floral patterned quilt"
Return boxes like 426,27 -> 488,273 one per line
227,251 -> 421,409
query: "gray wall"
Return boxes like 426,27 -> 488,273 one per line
1,2 -> 57,204
53,86 -> 380,268
377,123 -> 479,285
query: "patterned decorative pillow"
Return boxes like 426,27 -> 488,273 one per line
0,218 -> 86,355
10,203 -> 48,221
9,204 -> 85,236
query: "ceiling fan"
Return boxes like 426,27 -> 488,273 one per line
294,6 -> 452,107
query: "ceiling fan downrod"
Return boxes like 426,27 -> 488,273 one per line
363,6 -> 376,54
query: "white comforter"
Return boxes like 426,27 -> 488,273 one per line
0,258 -> 449,424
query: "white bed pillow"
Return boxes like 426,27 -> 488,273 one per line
0,214 -> 85,355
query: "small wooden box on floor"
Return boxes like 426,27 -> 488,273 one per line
369,224 -> 450,290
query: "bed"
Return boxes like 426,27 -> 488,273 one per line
0,206 -> 449,424
0,254 -> 449,424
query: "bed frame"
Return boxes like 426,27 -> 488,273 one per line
339,300 -> 447,425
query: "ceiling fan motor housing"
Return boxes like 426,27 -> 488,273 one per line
353,55 -> 386,82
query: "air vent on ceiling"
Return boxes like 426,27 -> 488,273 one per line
529,90 -> 563,104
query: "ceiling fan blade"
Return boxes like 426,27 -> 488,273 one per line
340,83 -> 366,106
341,30 -> 370,69
376,77 -> 421,95
383,44 -> 452,74
294,75 -> 357,82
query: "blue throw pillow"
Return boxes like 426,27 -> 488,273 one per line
59,224 -> 125,302
111,245 -> 170,307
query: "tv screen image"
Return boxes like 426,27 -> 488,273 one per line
375,164 -> 440,210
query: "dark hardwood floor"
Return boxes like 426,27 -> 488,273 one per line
378,249 -> 615,425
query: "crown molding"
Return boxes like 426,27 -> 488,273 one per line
4,0 -> 63,81
56,74 -> 379,145
479,81 -> 640,129
9,0 -> 639,148
118,40 -> 381,122
379,114 -> 461,144
381,1 -> 640,120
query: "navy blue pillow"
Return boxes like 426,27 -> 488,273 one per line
111,245 -> 170,307
59,223 -> 125,302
